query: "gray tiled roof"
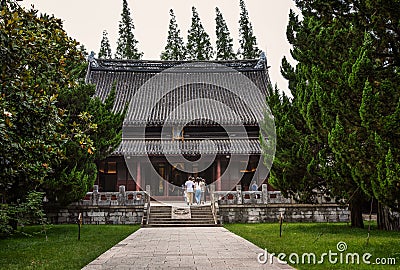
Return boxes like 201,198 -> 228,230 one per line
114,139 -> 261,156
87,59 -> 271,127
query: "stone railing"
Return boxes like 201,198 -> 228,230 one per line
74,185 -> 148,206
211,185 -> 335,205
212,184 -> 291,205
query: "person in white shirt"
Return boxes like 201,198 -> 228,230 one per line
185,176 -> 195,205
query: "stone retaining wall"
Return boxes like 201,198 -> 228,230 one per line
45,205 -> 144,225
218,204 -> 349,224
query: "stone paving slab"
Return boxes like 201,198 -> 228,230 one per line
82,227 -> 294,270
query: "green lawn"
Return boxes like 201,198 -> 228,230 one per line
225,222 -> 400,270
0,224 -> 140,270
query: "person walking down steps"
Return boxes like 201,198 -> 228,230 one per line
200,178 -> 206,204
195,177 -> 202,205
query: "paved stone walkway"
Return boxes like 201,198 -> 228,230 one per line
82,227 -> 294,270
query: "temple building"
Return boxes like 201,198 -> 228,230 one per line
85,57 -> 273,200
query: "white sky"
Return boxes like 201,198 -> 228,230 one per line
20,0 -> 298,93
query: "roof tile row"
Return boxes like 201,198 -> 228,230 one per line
114,139 -> 261,156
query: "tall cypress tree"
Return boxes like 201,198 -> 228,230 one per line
267,1 -> 400,230
297,1 -> 400,230
238,0 -> 261,59
115,0 -> 143,59
186,7 -> 214,60
161,9 -> 186,60
98,30 -> 112,59
263,69 -> 326,204
215,7 -> 236,60
271,5 -> 368,228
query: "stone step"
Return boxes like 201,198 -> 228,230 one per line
190,209 -> 212,213
150,207 -> 171,211
149,219 -> 215,223
143,223 -> 222,228
149,218 -> 214,221
191,214 -> 213,217
149,213 -> 172,217
148,219 -> 215,224
190,210 -> 212,213
150,210 -> 172,213
149,216 -> 212,219
149,216 -> 215,221
144,204 -> 217,227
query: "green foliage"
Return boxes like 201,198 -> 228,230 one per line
14,191 -> 46,228
238,0 -> 261,59
161,9 -> 186,60
45,81 -> 124,206
88,83 -> 125,162
115,0 -> 142,60
215,7 -> 236,60
186,7 -> 214,60
265,0 -> 400,229
0,206 -> 13,237
375,150 -> 400,209
45,164 -> 96,206
263,85 -> 325,203
1,1 -> 124,207
98,30 -> 112,59
0,1 -> 84,203
1,191 -> 47,237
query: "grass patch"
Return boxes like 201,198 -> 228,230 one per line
225,222 -> 400,269
0,224 -> 140,270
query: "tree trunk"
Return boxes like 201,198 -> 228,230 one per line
349,192 -> 364,228
377,203 -> 400,231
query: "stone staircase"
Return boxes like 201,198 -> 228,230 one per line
142,204 -> 220,227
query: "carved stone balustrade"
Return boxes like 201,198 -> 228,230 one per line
75,185 -> 148,206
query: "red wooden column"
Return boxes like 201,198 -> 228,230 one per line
216,158 -> 222,191
136,161 -> 141,191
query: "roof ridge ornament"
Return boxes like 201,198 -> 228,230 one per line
88,51 -> 99,67
254,51 -> 266,69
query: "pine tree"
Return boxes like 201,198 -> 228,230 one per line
215,7 -> 236,60
273,5 -> 368,228
262,70 -> 326,204
186,7 -> 214,60
161,9 -> 186,60
98,30 -> 112,59
115,0 -> 143,59
267,0 -> 400,230
238,0 -> 261,59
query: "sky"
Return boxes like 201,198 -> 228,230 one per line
20,0 -> 298,93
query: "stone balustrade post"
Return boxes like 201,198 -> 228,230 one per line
262,184 -> 268,204
145,185 -> 151,203
209,184 -> 216,204
92,185 -> 99,205
236,185 -> 242,204
118,185 -> 126,205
